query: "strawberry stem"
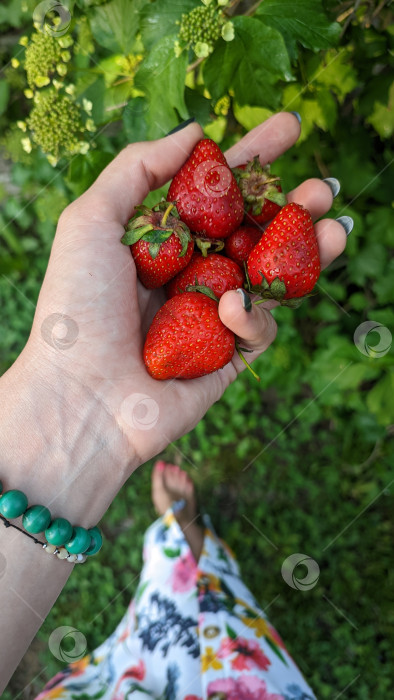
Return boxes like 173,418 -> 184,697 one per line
161,202 -> 174,228
235,342 -> 260,381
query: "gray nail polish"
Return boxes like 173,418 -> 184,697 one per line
166,118 -> 196,136
236,288 -> 252,312
323,177 -> 341,198
336,216 -> 354,236
290,111 -> 302,124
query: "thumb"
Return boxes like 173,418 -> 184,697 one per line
63,122 -> 203,226
219,289 -> 277,374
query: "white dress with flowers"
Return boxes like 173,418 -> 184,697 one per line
36,510 -> 316,700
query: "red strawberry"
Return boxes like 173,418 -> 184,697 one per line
233,157 -> 286,226
167,138 -> 244,240
121,202 -> 194,289
143,291 -> 235,380
166,252 -> 244,300
247,202 -> 320,303
224,226 -> 262,266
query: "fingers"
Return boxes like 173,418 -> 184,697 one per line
225,112 -> 301,168
314,219 -> 347,270
64,122 -> 203,226
219,289 -> 277,374
286,178 -> 334,221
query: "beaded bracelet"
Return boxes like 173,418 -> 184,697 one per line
0,480 -> 102,564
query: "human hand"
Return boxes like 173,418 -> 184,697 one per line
0,113 -> 346,524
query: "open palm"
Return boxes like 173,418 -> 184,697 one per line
24,114 -> 346,488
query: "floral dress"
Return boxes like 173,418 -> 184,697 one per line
36,509 -> 316,700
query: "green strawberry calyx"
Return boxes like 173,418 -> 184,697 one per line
232,157 -> 286,216
121,202 -> 192,260
194,234 -> 225,257
246,269 -> 313,309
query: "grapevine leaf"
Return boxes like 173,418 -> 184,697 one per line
204,17 -> 293,109
135,35 -> 189,139
256,0 -> 341,59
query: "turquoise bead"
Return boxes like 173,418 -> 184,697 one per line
0,489 -> 28,519
65,526 -> 91,554
0,481 -> 3,495
85,526 -> 103,556
22,505 -> 52,534
45,517 -> 73,546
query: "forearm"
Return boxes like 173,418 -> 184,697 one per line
0,352 -> 130,690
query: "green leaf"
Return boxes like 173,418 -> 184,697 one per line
256,0 -> 341,59
225,623 -> 237,639
233,103 -> 274,131
204,17 -> 292,109
90,0 -> 144,53
281,84 -> 337,141
163,546 -> 181,558
367,372 -> 394,425
367,81 -> 394,140
140,0 -> 198,51
135,35 -> 188,139
66,151 -> 113,197
185,87 -> 212,126
123,97 -> 148,143
0,80 -> 10,116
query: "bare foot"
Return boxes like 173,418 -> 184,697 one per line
151,460 -> 204,562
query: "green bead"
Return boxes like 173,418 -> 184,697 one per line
0,489 -> 28,519
0,481 -> 3,495
85,526 -> 103,556
22,505 -> 52,534
65,526 -> 91,554
45,517 -> 73,546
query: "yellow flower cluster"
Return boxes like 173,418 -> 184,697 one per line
26,91 -> 87,164
179,1 -> 234,58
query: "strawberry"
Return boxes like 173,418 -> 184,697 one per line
121,202 -> 194,289
143,291 -> 235,380
247,202 -> 320,303
167,138 -> 244,240
224,225 -> 262,266
232,157 -> 286,226
166,252 -> 244,300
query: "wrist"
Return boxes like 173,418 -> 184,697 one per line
0,349 -> 134,528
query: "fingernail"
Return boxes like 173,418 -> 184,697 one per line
166,118 -> 196,136
154,460 -> 165,471
236,288 -> 252,312
289,111 -> 302,124
336,216 -> 354,236
323,177 -> 341,198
